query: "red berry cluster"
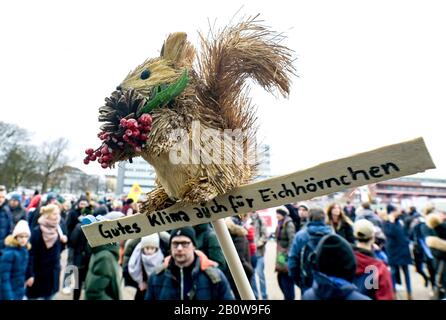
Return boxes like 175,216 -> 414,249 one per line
84,113 -> 153,168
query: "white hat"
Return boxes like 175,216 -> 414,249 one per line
97,211 -> 125,221
140,234 -> 160,249
13,220 -> 31,238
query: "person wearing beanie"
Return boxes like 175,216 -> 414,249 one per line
382,203 -> 413,300
26,204 -> 67,300
0,220 -> 32,300
9,193 -> 26,225
352,219 -> 394,300
273,206 -> 296,300
128,234 -> 164,299
302,234 -> 370,300
146,226 -> 234,300
288,207 -> 333,294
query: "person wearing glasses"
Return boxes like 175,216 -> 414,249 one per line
146,226 -> 235,300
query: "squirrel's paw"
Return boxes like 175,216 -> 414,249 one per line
140,187 -> 175,213
181,182 -> 219,204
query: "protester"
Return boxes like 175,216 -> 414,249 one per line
356,202 -> 382,227
274,206 -> 296,300
353,219 -> 394,300
302,234 -> 370,300
8,193 -> 26,225
0,220 -> 32,300
425,212 -> 446,299
26,204 -> 67,300
251,211 -> 269,300
193,223 -> 228,275
128,234 -> 164,300
382,203 -> 413,300
225,216 -> 253,299
343,201 -> 356,221
146,227 -> 234,300
84,212 -> 125,300
326,202 -> 355,244
0,189 -> 13,252
288,207 -> 333,294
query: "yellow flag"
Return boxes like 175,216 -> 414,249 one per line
127,183 -> 142,202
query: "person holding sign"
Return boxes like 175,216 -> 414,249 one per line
145,227 -> 234,300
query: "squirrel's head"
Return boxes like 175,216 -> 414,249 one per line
84,33 -> 195,168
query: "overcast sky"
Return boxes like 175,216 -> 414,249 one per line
1,0 -> 445,180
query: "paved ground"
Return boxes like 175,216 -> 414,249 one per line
55,240 -> 432,300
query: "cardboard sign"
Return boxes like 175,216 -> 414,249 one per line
82,137 -> 435,247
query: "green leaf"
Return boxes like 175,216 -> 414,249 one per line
137,69 -> 189,116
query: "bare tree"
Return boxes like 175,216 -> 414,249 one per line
38,138 -> 70,193
0,145 -> 40,190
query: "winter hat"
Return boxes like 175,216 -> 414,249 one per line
297,203 -> 310,211
10,193 -> 21,202
46,192 -> 57,203
97,211 -> 125,221
353,219 -> 375,241
315,234 -> 357,282
276,206 -> 289,217
169,226 -> 197,247
13,220 -> 31,238
140,234 -> 160,249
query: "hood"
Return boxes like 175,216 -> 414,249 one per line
91,243 -> 120,259
354,249 -> 382,274
162,250 -> 218,271
312,271 -> 358,300
4,235 -> 31,250
225,217 -> 247,237
307,222 -> 333,237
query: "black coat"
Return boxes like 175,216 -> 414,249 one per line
335,222 -> 355,244
26,227 -> 64,299
0,203 -> 13,251
383,219 -> 412,266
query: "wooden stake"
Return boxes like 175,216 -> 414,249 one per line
212,218 -> 256,300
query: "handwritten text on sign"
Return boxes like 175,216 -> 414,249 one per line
82,137 -> 435,247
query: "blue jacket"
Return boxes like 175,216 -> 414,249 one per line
302,272 -> 371,300
0,203 -> 13,251
383,219 -> 412,266
0,235 -> 30,300
288,221 -> 333,289
146,251 -> 234,300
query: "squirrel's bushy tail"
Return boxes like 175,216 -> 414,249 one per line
196,15 -> 295,130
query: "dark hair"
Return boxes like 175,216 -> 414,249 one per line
309,208 -> 325,222
362,202 -> 371,210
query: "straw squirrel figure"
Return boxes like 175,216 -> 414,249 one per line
85,16 -> 295,213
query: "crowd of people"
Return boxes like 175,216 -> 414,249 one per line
0,184 -> 445,300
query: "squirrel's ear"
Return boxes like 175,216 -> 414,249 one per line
161,32 -> 195,65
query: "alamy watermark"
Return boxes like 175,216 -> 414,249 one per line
168,121 -> 258,166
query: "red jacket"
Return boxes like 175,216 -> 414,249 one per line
354,249 -> 395,300
246,225 -> 256,257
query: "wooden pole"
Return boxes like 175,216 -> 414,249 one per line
211,218 -> 256,300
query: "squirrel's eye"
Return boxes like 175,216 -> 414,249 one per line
140,69 -> 151,80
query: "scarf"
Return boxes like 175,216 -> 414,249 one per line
38,214 -> 60,249
128,242 -> 164,286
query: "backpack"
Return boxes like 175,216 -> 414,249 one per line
299,232 -> 325,289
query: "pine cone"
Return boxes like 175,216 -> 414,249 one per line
98,89 -> 147,134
